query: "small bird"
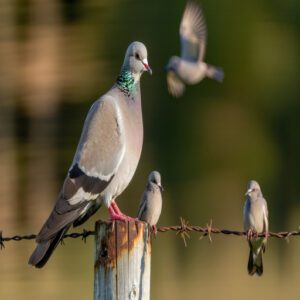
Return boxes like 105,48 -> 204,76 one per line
243,180 -> 269,276
166,1 -> 224,97
137,171 -> 163,234
28,41 -> 152,268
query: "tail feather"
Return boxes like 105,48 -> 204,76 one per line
206,65 -> 224,82
28,226 -> 70,268
248,250 -> 263,276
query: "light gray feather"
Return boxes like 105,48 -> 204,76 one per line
167,70 -> 186,98
73,96 -> 125,181
243,180 -> 269,276
166,1 -> 224,97
137,171 -> 163,226
28,41 -> 150,267
180,0 -> 207,62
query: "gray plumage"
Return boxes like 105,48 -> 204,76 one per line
137,171 -> 163,226
166,1 -> 224,97
28,41 -> 152,268
243,180 -> 269,276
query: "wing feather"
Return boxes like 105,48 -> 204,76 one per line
73,96 -> 125,181
180,1 -> 207,62
36,95 -> 124,241
167,70 -> 186,98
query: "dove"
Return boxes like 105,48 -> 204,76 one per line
28,41 -> 152,268
137,171 -> 163,234
166,1 -> 224,97
243,180 -> 269,276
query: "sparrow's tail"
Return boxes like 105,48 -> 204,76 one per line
28,225 -> 70,268
248,249 -> 263,276
206,65 -> 224,82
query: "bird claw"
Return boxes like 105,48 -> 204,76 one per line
108,202 -> 136,222
246,229 -> 257,240
109,212 -> 136,222
151,225 -> 158,237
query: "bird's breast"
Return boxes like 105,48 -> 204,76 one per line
101,95 -> 143,205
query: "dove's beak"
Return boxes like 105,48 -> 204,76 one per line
158,183 -> 164,192
142,58 -> 152,75
245,188 -> 253,196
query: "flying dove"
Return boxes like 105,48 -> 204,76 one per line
166,1 -> 224,97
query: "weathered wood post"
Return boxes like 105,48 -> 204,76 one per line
94,220 -> 151,300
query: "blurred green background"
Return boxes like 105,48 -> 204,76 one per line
1,0 -> 300,299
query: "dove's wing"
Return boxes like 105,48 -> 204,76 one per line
180,1 -> 207,62
167,70 -> 186,98
137,192 -> 148,220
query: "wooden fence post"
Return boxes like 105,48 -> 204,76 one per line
94,220 -> 151,300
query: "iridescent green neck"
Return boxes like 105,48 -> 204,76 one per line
116,70 -> 137,95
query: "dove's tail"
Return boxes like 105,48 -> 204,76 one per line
248,249 -> 263,276
206,65 -> 224,82
28,225 -> 70,268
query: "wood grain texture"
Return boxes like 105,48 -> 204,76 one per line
94,220 -> 151,300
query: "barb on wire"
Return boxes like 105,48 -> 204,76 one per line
1,218 -> 300,249
175,217 -> 190,247
204,219 -> 213,243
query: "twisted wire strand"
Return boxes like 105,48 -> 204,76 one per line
1,218 -> 299,249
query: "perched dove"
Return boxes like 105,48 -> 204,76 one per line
28,41 -> 152,268
166,1 -> 224,97
137,171 -> 163,234
243,180 -> 269,276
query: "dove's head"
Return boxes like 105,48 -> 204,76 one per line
148,171 -> 164,192
245,180 -> 262,198
166,56 -> 181,72
122,41 -> 152,75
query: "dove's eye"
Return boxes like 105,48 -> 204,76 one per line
135,53 -> 140,60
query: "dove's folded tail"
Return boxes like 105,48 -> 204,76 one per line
248,249 -> 263,276
206,65 -> 224,82
28,225 -> 70,268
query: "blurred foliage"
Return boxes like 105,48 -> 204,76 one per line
0,0 -> 300,299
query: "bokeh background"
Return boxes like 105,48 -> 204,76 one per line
1,0 -> 300,299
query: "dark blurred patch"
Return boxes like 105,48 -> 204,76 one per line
62,0 -> 83,24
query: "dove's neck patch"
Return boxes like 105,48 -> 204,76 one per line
117,70 -> 137,95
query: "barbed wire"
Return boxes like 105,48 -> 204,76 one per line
1,218 -> 300,249
157,218 -> 300,246
0,229 -> 95,250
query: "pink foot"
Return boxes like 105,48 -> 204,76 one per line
111,202 -> 125,216
246,229 -> 257,240
151,225 -> 158,237
108,203 -> 137,222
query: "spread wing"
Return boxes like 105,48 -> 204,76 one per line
180,1 -> 207,62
